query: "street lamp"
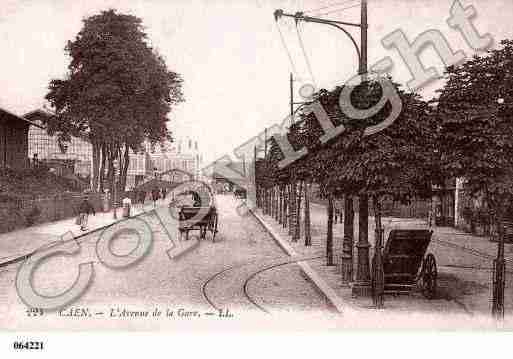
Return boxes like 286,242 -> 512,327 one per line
492,96 -> 506,319
275,1 -> 372,300
274,5 -> 367,75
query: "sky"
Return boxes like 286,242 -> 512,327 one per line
1,0 -> 513,165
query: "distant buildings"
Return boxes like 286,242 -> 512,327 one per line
22,109 -> 204,190
0,108 -> 38,170
24,109 -> 93,178
127,137 -> 203,188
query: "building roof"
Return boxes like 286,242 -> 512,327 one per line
23,109 -> 53,128
0,107 -> 43,128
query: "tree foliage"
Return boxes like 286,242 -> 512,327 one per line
437,39 -> 513,217
45,9 -> 184,192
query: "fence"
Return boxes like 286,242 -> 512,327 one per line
311,192 -> 430,220
0,192 -> 103,234
374,198 -> 430,219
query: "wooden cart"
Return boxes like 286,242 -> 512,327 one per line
178,206 -> 218,242
382,229 -> 437,299
234,188 -> 246,199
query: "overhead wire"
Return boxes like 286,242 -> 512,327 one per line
295,22 -> 317,89
315,3 -> 361,17
304,0 -> 359,14
274,20 -> 299,76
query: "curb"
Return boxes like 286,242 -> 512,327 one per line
249,209 -> 346,314
0,210 -> 150,269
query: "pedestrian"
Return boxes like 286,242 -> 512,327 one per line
139,191 -> 146,206
161,187 -> 167,201
122,196 -> 132,218
152,188 -> 160,208
77,195 -> 96,231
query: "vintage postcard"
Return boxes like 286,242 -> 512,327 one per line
0,0 -> 512,355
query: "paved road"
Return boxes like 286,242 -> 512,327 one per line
308,202 -> 513,315
0,195 -> 330,330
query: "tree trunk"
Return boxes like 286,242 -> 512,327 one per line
271,187 -> 275,218
294,180 -> 303,241
267,188 -> 271,215
120,143 -> 130,193
268,188 -> 271,215
106,146 -> 115,207
326,193 -> 334,266
342,195 -> 354,273
278,186 -> 283,224
288,181 -> 296,237
372,195 -> 385,309
341,195 -> 355,284
263,188 -> 267,215
283,185 -> 288,228
492,198 -> 507,319
273,186 -> 278,220
356,194 -> 371,284
115,146 -> 121,196
91,140 -> 100,192
274,187 -> 278,220
265,188 -> 268,215
304,182 -> 311,246
99,144 -> 107,193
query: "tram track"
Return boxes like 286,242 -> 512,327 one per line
432,236 -> 513,267
201,254 -> 326,314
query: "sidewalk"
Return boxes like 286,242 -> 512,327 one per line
253,201 -> 513,319
0,199 -> 164,266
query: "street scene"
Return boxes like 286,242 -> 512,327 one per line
2,0 -> 513,342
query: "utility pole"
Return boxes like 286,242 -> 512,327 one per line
274,1 -> 372,296
354,0 -> 372,298
360,0 -> 368,75
493,97 -> 506,319
290,73 -> 294,125
242,153 -> 246,177
289,73 -> 310,125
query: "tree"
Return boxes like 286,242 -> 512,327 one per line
436,39 -> 513,317
255,76 -> 436,308
45,9 -> 184,195
334,83 -> 436,307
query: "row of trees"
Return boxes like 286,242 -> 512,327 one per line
255,39 -> 513,311
43,10 -> 184,196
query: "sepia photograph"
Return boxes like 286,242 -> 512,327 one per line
0,0 -> 512,356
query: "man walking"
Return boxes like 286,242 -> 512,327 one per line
78,195 -> 96,231
151,188 -> 160,208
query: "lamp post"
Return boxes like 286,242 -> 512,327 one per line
492,96 -> 506,319
274,0 -> 371,296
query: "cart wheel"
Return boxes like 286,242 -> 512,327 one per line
421,253 -> 437,299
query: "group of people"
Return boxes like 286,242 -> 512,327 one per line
133,187 -> 168,207
75,187 -> 171,231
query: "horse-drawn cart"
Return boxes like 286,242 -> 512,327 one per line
234,188 -> 246,199
178,206 -> 218,242
381,229 -> 437,299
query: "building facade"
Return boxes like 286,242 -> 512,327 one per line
0,108 -> 34,170
146,137 -> 203,178
24,110 -> 93,178
23,111 -> 204,191
126,137 -> 204,190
